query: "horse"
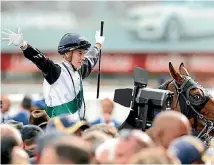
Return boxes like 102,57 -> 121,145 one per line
159,62 -> 214,146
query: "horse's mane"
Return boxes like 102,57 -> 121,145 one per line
158,79 -> 173,90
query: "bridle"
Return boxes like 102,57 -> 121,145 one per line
160,76 -> 214,147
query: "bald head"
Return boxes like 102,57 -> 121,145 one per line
0,124 -> 23,147
1,94 -> 11,113
153,111 -> 191,133
150,111 -> 191,148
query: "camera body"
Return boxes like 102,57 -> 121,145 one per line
114,67 -> 174,131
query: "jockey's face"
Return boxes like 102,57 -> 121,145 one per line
71,49 -> 87,69
64,49 -> 86,69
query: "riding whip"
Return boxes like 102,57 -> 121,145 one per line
96,21 -> 104,99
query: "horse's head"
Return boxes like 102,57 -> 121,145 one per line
165,62 -> 214,121
159,62 -> 214,145
159,62 -> 214,133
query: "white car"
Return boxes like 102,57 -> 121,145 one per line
122,1 -> 214,41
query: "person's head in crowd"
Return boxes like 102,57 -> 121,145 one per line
129,147 -> 181,164
147,111 -> 191,149
55,134 -> 92,153
82,130 -> 112,163
39,135 -> 91,164
4,120 -> 24,132
1,124 -> 29,164
95,138 -> 119,164
29,110 -> 50,126
21,95 -> 33,112
1,136 -> 19,164
35,130 -> 67,163
113,129 -> 155,164
84,123 -> 118,138
168,135 -> 205,164
21,125 -> 44,157
40,143 -> 90,164
101,98 -> 115,124
1,124 -> 23,147
82,130 -> 112,144
1,94 -> 11,113
1,134 -> 29,164
46,114 -> 90,136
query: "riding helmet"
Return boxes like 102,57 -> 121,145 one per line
58,33 -> 91,55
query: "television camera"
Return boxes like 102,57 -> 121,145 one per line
114,67 -> 174,131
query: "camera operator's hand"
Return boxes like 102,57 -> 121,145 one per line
11,146 -> 29,164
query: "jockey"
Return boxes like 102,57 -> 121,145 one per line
2,27 -> 105,120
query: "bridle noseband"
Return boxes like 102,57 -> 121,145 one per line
172,76 -> 214,147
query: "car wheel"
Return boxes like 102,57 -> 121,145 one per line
164,19 -> 182,42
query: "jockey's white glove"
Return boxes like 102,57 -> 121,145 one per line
1,27 -> 27,47
95,29 -> 105,46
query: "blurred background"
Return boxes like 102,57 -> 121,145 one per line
1,0 -> 214,123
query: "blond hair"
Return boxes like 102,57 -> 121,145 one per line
84,124 -> 118,138
82,130 -> 112,143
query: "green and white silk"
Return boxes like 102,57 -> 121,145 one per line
44,61 -> 84,119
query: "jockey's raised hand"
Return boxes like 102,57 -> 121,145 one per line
95,29 -> 105,46
1,27 -> 27,48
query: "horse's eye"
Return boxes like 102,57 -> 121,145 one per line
193,94 -> 201,100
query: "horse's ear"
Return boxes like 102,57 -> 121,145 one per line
169,62 -> 183,82
179,62 -> 190,76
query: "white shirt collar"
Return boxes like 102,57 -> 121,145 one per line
63,60 -> 75,71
